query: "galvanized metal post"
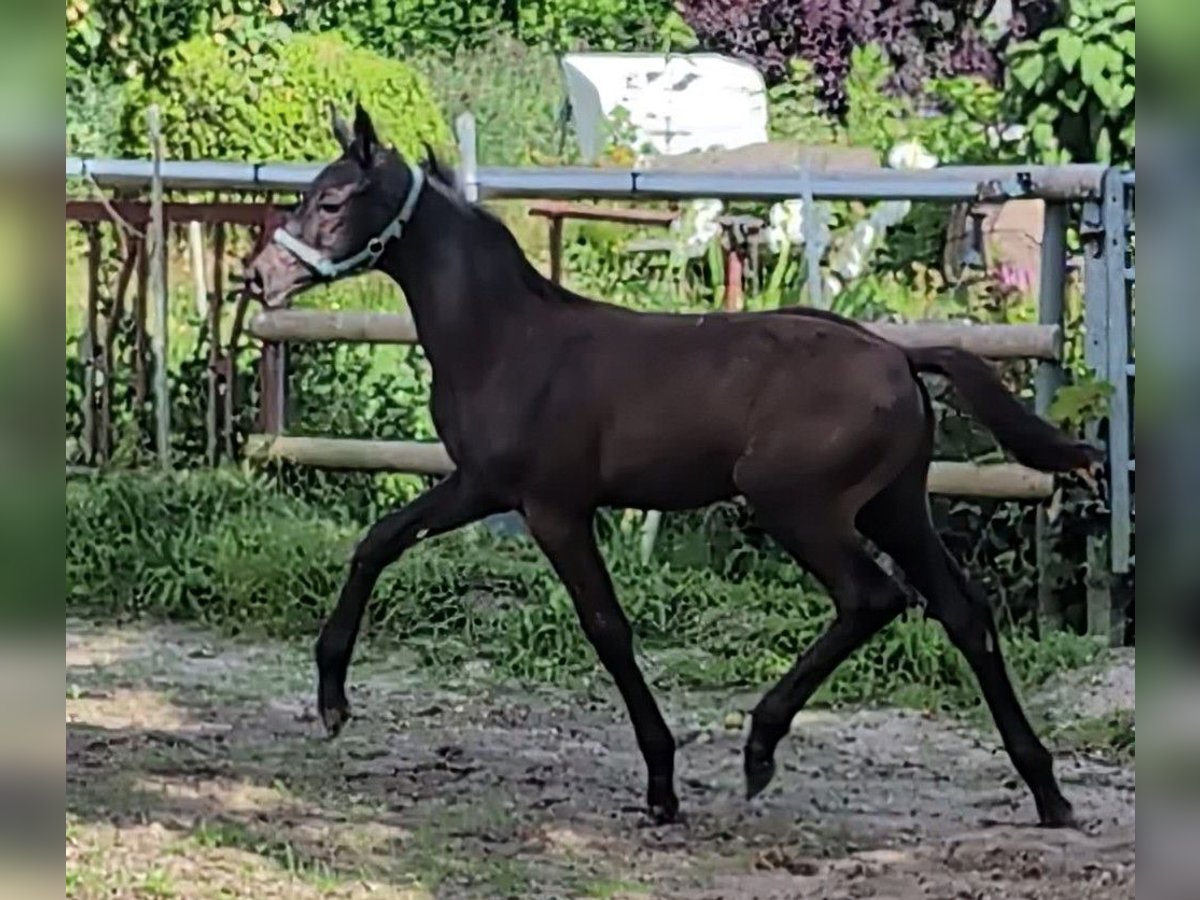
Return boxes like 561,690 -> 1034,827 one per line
1081,193 -> 1113,640
147,105 -> 171,469
800,168 -> 823,307
455,112 -> 479,203
1034,201 -> 1068,632
1103,168 -> 1133,583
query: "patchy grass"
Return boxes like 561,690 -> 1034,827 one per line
1052,709 -> 1136,763
66,619 -> 1136,899
67,470 -> 1105,713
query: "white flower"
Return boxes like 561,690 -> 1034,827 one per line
887,139 -> 938,171
672,198 -> 724,256
869,199 -> 912,230
830,219 -> 878,280
766,199 -> 804,252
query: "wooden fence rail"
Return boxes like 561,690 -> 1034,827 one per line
248,309 -> 1061,360
244,433 -> 1053,500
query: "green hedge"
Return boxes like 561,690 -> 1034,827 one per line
67,0 -> 679,92
515,0 -> 677,50
119,32 -> 451,161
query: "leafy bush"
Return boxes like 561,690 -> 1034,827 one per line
66,64 -> 125,156
413,34 -> 569,167
757,47 -> 1014,285
119,32 -> 451,161
282,0 -> 507,56
289,0 -> 678,54
515,0 -> 677,50
66,0 -> 209,85
1005,0 -> 1135,164
679,0 -> 1005,117
66,471 -> 1102,704
67,0 -> 682,103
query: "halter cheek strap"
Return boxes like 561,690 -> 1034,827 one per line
271,162 -> 426,280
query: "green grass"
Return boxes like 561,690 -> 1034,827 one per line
192,820 -> 348,890
66,469 -> 1102,712
1051,708 -> 1135,763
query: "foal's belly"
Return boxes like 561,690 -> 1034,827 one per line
596,417 -> 743,510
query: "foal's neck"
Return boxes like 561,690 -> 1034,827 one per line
380,180 -> 544,378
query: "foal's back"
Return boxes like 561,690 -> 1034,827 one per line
519,303 -> 920,510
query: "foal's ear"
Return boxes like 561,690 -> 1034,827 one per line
422,141 -> 458,189
328,103 -> 353,153
351,101 -> 379,166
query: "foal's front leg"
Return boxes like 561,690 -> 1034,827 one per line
523,503 -> 679,823
316,472 -> 499,736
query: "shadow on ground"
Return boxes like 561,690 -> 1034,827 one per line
66,619 -> 1135,899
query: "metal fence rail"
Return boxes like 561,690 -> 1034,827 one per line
67,155 -> 1109,204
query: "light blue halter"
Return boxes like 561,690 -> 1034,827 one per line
271,162 -> 426,280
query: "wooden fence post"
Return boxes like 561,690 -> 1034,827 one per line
82,223 -> 101,465
207,223 -> 225,465
147,105 -> 171,468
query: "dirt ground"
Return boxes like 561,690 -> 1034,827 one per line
66,618 -> 1135,899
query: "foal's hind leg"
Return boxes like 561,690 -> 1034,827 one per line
858,472 -> 1075,827
741,502 -> 909,799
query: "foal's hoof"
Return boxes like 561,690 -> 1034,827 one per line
648,796 -> 680,825
318,682 -> 352,738
1038,795 -> 1078,830
744,752 -> 777,800
320,702 -> 351,738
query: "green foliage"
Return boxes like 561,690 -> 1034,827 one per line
766,59 -> 838,144
515,0 -> 677,51
1047,372 -> 1115,432
1005,0 -> 1135,164
413,34 -> 568,167
284,0 -> 506,56
119,32 -> 451,162
65,66 -> 125,157
840,45 -> 1012,164
758,47 -> 1015,280
66,0 -> 208,85
67,0 -> 680,103
1051,708 -> 1135,762
66,471 -> 1101,705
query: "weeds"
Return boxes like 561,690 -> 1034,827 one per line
67,470 -> 1100,710
1052,709 -> 1135,763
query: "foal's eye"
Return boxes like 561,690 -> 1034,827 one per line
319,199 -> 343,214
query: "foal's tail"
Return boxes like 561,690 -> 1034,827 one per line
905,345 -> 1101,473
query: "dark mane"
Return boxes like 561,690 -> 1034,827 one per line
462,191 -> 592,306
416,142 -> 591,306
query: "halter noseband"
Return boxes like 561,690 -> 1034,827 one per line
271,162 -> 426,280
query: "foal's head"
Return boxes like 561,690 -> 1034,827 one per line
243,103 -> 451,307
